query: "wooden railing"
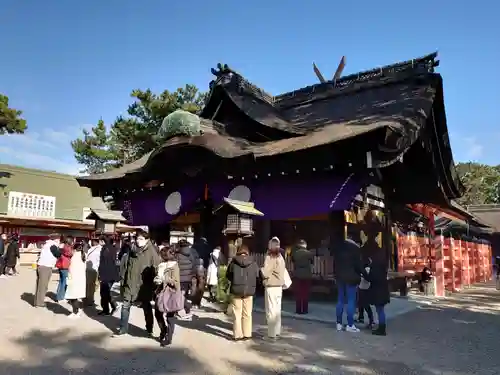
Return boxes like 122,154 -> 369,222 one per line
251,253 -> 335,279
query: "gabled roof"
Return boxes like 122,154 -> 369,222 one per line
467,204 -> 500,232
86,209 -> 126,222
213,198 -> 264,216
77,53 -> 463,205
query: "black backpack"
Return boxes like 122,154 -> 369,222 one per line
50,245 -> 61,258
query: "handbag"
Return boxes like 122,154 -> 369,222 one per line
156,285 -> 184,313
283,268 -> 292,290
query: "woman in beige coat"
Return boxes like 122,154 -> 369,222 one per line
261,237 -> 286,340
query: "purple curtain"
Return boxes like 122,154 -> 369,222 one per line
124,174 -> 364,226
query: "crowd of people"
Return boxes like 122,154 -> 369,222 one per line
1,229 -> 390,347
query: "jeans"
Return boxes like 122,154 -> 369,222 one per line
336,282 -> 357,326
56,269 -> 69,301
375,305 -> 386,325
119,299 -> 154,333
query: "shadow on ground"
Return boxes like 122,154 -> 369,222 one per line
10,275 -> 500,374
0,328 -> 207,375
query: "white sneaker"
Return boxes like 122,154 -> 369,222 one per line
68,313 -> 81,319
0,275 -> 7,279
179,313 -> 192,321
346,325 -> 360,333
336,323 -> 344,331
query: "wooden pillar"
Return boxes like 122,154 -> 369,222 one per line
328,210 -> 345,253
458,239 -> 463,290
450,236 -> 456,292
382,207 -> 393,269
397,232 -> 405,272
433,232 -> 445,297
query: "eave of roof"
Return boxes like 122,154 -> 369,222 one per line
78,72 -> 439,186
77,52 -> 463,206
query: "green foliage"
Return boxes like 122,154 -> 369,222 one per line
456,162 -> 500,206
0,94 -> 27,134
158,110 -> 202,140
70,119 -> 117,174
216,265 -> 231,305
72,85 -> 207,174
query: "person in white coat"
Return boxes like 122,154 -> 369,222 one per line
85,238 -> 102,306
206,246 -> 222,302
65,243 -> 87,318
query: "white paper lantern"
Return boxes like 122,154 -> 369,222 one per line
165,192 -> 182,215
228,185 -> 251,202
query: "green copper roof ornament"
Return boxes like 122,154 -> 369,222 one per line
158,110 -> 202,140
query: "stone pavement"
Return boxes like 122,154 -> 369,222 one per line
251,293 -> 434,324
1,269 -> 500,374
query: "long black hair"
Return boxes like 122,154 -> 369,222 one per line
74,242 -> 86,262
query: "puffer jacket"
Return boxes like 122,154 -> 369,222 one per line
176,246 -> 196,283
333,239 -> 364,286
226,254 -> 259,297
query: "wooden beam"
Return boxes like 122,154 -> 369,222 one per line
313,62 -> 326,83
332,56 -> 346,85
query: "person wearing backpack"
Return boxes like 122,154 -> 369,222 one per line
226,245 -> 260,341
34,233 -> 61,307
55,236 -> 75,302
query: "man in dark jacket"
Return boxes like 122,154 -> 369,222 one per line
176,240 -> 197,319
0,233 -> 6,276
226,245 -> 259,340
333,238 -> 365,333
115,231 -> 160,337
118,237 -> 131,261
3,234 -> 20,276
98,236 -> 119,316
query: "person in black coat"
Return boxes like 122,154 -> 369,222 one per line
334,238 -> 366,332
365,253 -> 390,336
118,237 -> 131,261
226,245 -> 260,341
176,240 -> 197,318
0,233 -> 6,275
98,236 -> 119,315
3,234 -> 20,275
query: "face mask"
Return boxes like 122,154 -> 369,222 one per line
136,238 -> 147,248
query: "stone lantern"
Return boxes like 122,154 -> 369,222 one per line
214,198 -> 264,261
86,209 -> 127,235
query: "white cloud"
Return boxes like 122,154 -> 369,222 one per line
463,136 -> 484,160
449,132 -> 484,162
0,125 -> 90,175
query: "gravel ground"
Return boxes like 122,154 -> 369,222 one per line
1,269 -> 499,374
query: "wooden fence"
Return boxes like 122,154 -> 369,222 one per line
397,233 -> 492,296
251,253 -> 335,279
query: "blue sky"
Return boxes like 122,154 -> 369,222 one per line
0,0 -> 498,175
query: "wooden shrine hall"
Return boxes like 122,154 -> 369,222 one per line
76,52 -> 479,296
